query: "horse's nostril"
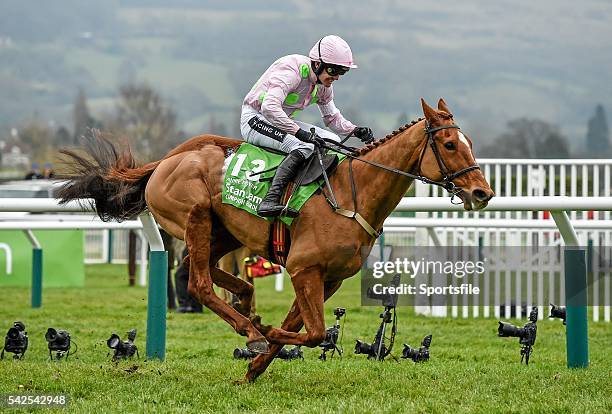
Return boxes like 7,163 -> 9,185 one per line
472,189 -> 490,202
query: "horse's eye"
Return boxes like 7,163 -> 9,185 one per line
444,142 -> 455,150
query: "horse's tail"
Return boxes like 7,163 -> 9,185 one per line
56,130 -> 160,222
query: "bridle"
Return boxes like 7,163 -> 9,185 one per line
332,119 -> 481,204
414,121 -> 481,203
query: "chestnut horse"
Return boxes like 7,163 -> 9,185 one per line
57,98 -> 493,382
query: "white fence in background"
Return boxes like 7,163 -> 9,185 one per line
84,229 -> 140,264
382,159 -> 612,323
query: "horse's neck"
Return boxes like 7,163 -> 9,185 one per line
351,121 -> 426,230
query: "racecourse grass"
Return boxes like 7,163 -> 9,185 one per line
1,264 -> 610,414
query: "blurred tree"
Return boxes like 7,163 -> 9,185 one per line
585,104 -> 610,157
19,121 -> 54,163
53,126 -> 72,148
396,112 -> 410,127
113,83 -> 179,160
480,118 -> 570,158
73,88 -> 98,144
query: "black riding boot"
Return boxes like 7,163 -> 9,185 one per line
257,150 -> 306,218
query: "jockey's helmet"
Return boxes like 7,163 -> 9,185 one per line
308,35 -> 358,70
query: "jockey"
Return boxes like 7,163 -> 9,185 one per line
241,35 -> 375,218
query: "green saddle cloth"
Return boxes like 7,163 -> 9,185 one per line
222,143 -> 325,226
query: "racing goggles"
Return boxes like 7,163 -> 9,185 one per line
324,65 -> 350,76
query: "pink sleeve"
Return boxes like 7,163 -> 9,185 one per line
317,87 -> 356,136
260,69 -> 301,135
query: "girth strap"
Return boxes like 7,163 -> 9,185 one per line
334,207 -> 381,238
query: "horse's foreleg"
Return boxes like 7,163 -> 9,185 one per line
185,204 -> 268,354
241,280 -> 343,383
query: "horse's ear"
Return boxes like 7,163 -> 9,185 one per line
421,98 -> 438,123
437,98 -> 451,113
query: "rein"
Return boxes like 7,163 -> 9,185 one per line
327,122 -> 480,202
318,121 -> 480,238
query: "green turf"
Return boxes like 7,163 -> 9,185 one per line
0,264 -> 610,413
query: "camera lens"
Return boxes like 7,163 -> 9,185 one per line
45,328 -> 57,342
402,345 -> 416,359
107,334 -> 120,349
354,340 -> 371,355
550,305 -> 566,320
7,327 -> 20,340
498,322 -> 520,337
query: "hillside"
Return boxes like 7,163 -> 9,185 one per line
1,0 -> 611,151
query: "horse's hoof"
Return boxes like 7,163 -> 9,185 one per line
246,339 -> 269,355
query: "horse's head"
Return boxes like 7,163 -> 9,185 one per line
418,98 -> 494,210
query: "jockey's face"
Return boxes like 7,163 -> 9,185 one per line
315,63 -> 344,87
319,70 -> 339,87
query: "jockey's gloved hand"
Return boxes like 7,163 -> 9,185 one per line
353,126 -> 374,144
312,135 -> 326,147
295,128 -> 313,143
295,128 -> 326,147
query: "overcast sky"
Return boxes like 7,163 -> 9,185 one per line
1,0 -> 610,150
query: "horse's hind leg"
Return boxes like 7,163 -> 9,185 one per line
185,204 -> 268,354
209,232 -> 255,318
210,266 -> 254,318
241,280 -> 343,383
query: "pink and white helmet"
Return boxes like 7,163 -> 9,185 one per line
308,35 -> 358,68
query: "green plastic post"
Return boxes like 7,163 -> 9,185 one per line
146,250 -> 168,360
564,248 -> 589,368
31,248 -> 43,308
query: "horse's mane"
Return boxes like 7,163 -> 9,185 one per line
354,111 -> 453,156
354,118 -> 422,156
